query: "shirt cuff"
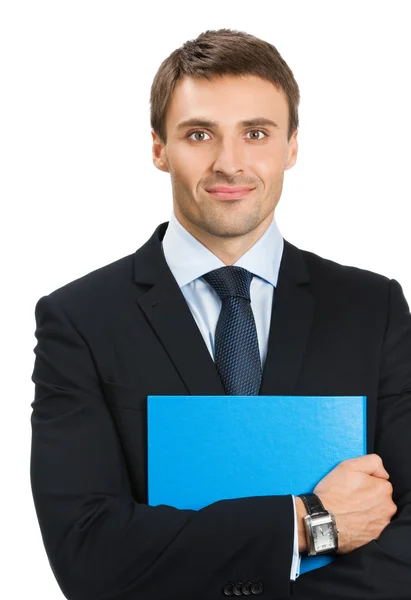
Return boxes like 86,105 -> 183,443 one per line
290,495 -> 301,580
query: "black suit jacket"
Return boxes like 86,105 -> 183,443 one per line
30,222 -> 411,600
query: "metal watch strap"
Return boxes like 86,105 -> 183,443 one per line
298,493 -> 328,517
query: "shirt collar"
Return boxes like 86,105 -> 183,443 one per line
162,209 -> 284,288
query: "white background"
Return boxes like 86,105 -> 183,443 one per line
1,1 -> 410,597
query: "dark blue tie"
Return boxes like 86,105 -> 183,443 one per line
202,266 -> 262,395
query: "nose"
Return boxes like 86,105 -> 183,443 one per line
212,137 -> 244,176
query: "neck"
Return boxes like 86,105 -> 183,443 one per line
174,210 -> 274,265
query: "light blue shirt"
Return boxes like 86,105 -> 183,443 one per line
162,209 -> 301,581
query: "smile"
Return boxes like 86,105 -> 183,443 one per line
206,188 -> 255,200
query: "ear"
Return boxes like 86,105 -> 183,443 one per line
284,129 -> 298,171
151,130 -> 170,173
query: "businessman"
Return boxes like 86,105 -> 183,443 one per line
30,29 -> 411,599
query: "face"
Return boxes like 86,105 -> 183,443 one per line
152,74 -> 298,239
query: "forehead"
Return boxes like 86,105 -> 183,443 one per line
166,74 -> 289,129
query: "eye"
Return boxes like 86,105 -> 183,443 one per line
245,129 -> 268,140
187,131 -> 211,142
186,129 -> 269,142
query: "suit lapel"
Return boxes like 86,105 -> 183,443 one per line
134,223 -> 226,396
259,239 -> 316,395
133,223 -> 315,397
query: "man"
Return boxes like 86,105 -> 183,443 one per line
30,29 -> 411,599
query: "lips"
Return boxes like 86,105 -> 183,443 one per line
206,187 -> 254,193
206,187 -> 255,200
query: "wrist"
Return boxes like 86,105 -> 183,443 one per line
297,493 -> 339,556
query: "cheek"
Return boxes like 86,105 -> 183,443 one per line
170,149 -> 206,188
169,163 -> 198,195
245,145 -> 284,172
253,161 -> 282,189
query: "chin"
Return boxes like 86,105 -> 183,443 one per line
202,216 -> 261,239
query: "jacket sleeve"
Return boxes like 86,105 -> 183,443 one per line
30,292 -> 295,600
291,278 -> 411,600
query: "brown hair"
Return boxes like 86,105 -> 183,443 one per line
150,28 -> 300,145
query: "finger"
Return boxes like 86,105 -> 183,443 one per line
350,454 -> 390,479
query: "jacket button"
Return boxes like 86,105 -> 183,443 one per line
223,583 -> 234,596
242,581 -> 253,595
233,582 -> 243,595
251,582 -> 264,595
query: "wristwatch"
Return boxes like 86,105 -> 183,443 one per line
298,493 -> 339,556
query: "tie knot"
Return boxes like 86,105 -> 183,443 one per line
202,266 -> 253,301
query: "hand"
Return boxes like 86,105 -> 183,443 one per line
310,453 -> 397,554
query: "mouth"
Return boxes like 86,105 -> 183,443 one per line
205,187 -> 255,200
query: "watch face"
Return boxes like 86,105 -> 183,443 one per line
312,518 -> 336,552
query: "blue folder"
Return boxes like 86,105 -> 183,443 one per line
147,395 -> 366,575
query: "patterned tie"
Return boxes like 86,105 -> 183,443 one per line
202,266 -> 262,395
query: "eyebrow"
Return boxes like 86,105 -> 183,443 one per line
176,117 -> 280,130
